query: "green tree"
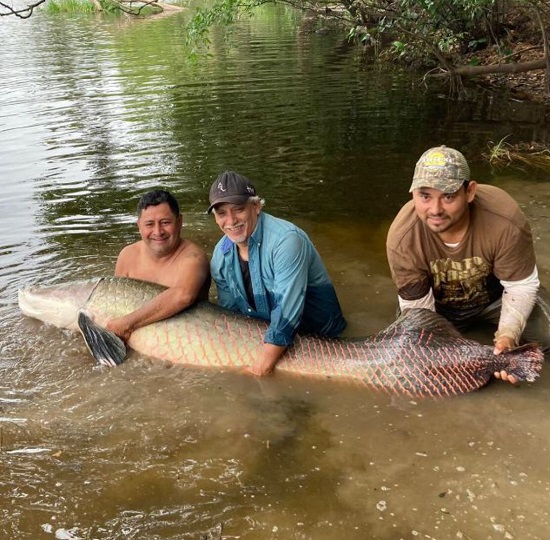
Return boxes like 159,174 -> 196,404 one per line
185,0 -> 549,97
0,0 -> 181,17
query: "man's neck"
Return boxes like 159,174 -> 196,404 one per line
438,213 -> 470,245
237,243 -> 249,261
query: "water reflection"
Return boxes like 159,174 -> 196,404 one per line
1,4 -> 550,539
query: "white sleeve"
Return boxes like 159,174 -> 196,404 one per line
398,288 -> 436,312
495,266 -> 539,345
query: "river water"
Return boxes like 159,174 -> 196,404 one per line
1,5 -> 550,540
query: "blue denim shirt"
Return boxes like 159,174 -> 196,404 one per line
211,212 -> 346,346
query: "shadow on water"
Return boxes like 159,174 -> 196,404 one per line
1,3 -> 550,539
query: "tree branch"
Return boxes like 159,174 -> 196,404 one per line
0,0 -> 47,18
449,58 -> 547,77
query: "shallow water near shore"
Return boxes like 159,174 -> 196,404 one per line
1,5 -> 550,540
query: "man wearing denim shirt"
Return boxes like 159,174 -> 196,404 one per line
208,171 -> 347,376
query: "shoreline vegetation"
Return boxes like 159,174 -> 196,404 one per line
8,0 -> 549,171
185,0 -> 550,174
484,139 -> 550,173
39,0 -> 184,17
14,0 -> 549,108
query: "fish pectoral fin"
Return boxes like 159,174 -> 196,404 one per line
77,310 -> 127,367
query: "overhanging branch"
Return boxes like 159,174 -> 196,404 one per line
0,0 -> 47,18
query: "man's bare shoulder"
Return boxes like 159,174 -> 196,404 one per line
163,239 -> 210,291
118,241 -> 142,259
180,239 -> 209,263
115,241 -> 144,277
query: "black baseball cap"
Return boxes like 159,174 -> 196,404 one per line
207,171 -> 257,214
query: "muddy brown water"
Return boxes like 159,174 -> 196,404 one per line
1,6 -> 550,539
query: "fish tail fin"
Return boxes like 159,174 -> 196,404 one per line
501,343 -> 544,382
77,310 -> 127,367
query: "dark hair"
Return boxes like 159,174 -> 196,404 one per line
137,190 -> 180,217
463,180 -> 470,190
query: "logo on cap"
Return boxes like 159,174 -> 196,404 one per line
409,146 -> 470,194
423,151 -> 446,168
207,171 -> 257,214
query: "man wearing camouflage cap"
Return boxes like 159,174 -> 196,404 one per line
386,145 -> 549,383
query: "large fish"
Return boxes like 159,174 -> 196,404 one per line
18,277 -> 543,397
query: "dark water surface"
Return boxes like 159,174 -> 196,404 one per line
1,6 -> 550,540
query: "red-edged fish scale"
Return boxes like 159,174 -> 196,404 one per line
281,328 -> 497,397
87,278 -> 544,397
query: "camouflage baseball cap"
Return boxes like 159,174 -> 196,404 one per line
409,146 -> 470,193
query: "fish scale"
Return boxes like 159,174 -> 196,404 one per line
18,277 -> 544,398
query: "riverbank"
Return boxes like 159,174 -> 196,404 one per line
462,42 -> 549,104
329,3 -> 550,106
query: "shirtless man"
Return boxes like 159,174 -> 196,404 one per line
106,190 -> 210,342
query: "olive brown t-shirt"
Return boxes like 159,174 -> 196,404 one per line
386,184 -> 536,323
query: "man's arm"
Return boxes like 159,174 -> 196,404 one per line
398,289 -> 436,312
247,343 -> 288,376
387,240 -> 433,313
493,267 -> 539,384
493,267 -> 539,353
107,250 -> 210,341
249,233 -> 310,376
106,282 -> 203,341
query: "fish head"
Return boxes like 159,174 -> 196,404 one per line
18,278 -> 101,331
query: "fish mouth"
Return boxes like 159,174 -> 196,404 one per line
18,279 -> 100,330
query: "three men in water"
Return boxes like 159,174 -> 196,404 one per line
106,190 -> 210,342
386,145 -> 550,383
112,152 -> 548,382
